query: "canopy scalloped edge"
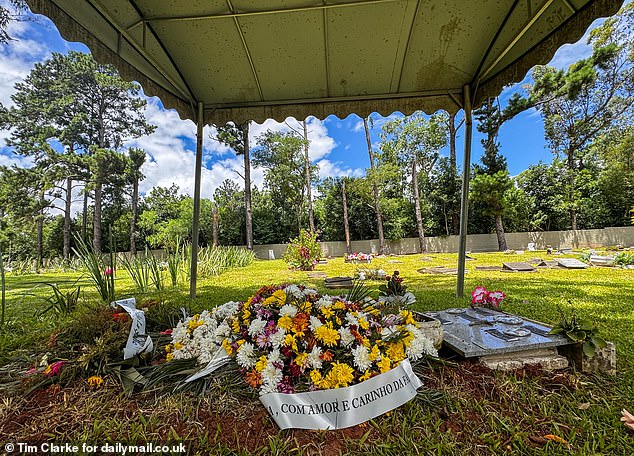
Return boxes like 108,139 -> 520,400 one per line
475,0 -> 622,106
27,0 -> 623,126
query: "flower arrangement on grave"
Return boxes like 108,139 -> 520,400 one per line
283,230 -> 322,271
471,286 -> 506,310
166,283 -> 437,394
355,268 -> 387,281
378,271 -> 416,308
346,252 -> 373,263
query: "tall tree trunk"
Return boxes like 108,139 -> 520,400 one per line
494,213 -> 508,251
243,122 -> 254,250
302,120 -> 315,233
364,117 -> 386,254
567,149 -> 577,230
81,189 -> 88,242
212,205 -> 219,247
448,112 -> 460,235
130,176 -> 139,255
411,161 -> 426,253
342,179 -> 351,255
93,179 -> 102,253
36,202 -> 44,271
63,176 -> 72,259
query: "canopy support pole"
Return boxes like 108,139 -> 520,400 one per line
456,85 -> 473,298
190,101 -> 204,299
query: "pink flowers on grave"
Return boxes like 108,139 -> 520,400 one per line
471,286 -> 506,309
104,267 -> 113,276
42,361 -> 65,377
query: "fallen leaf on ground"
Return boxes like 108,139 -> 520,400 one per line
528,435 -> 547,445
543,434 -> 569,445
578,402 -> 590,410
621,409 -> 634,431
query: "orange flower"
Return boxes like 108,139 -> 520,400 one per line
292,312 -> 309,334
245,370 -> 262,388
320,350 -> 334,362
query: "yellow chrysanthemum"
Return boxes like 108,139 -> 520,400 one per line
332,301 -> 346,310
295,352 -> 308,367
368,344 -> 380,361
377,356 -> 392,373
386,341 -> 405,362
255,355 -> 267,372
314,324 -> 340,347
87,375 -> 104,388
400,310 -> 416,325
310,369 -> 325,388
402,329 -> 414,347
242,308 -> 251,322
278,315 -> 294,331
301,301 -> 313,313
325,362 -> 354,388
166,353 -> 174,361
164,344 -> 172,353
231,318 -> 241,333
173,342 -> 184,351
188,315 -> 204,330
359,370 -> 372,381
284,334 -> 298,351
272,289 -> 287,302
321,306 -> 334,319
358,318 -> 370,330
222,339 -> 234,356
361,337 -> 371,348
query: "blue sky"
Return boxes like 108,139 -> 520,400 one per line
0,3 -> 604,207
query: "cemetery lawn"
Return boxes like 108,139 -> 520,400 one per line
0,251 -> 633,455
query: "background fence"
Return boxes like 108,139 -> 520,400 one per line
251,226 -> 634,260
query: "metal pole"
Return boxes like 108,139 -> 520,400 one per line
190,102 -> 204,299
456,85 -> 473,298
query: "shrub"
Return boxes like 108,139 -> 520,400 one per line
283,230 -> 321,270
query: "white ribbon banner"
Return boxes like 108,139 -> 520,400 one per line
260,359 -> 422,430
184,346 -> 230,383
112,298 -> 153,359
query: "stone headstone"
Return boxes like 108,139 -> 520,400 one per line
307,271 -> 327,279
324,276 -> 354,283
529,258 -> 543,264
317,259 -> 328,264
589,254 -> 615,266
268,249 -> 275,260
418,267 -> 460,275
515,250 -> 525,255
556,258 -> 589,269
527,242 -> 536,251
502,262 -> 536,272
476,265 -> 503,271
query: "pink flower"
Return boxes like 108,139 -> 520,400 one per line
471,286 -> 488,302
42,361 -> 65,377
160,329 -> 173,335
104,267 -> 113,276
487,291 -> 506,305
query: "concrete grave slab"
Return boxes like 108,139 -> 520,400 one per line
537,260 -> 558,268
556,258 -> 589,269
589,254 -> 615,266
476,265 -> 503,271
307,272 -> 327,278
423,309 -> 573,359
480,348 -> 569,371
502,262 -> 536,272
418,267 -> 461,275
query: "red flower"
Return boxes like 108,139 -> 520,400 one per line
43,361 -> 65,377
112,312 -> 129,322
160,329 -> 173,335
104,267 -> 113,276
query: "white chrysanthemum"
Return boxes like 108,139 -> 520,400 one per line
405,324 -> 438,359
307,346 -> 323,369
213,322 -> 231,341
269,329 -> 286,348
260,364 -> 283,395
345,312 -> 359,327
279,304 -> 298,317
315,296 -> 333,309
302,287 -> 317,296
309,315 -> 323,331
248,317 -> 268,337
213,301 -> 240,319
285,285 -> 303,298
338,327 -> 356,347
381,325 -> 399,340
267,348 -> 282,366
236,342 -> 257,368
352,345 -> 372,371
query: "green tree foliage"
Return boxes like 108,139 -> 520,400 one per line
253,131 -> 319,240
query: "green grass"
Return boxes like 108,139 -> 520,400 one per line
0,250 -> 633,454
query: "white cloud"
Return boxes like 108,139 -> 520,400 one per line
317,159 -> 363,180
352,119 -> 364,132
